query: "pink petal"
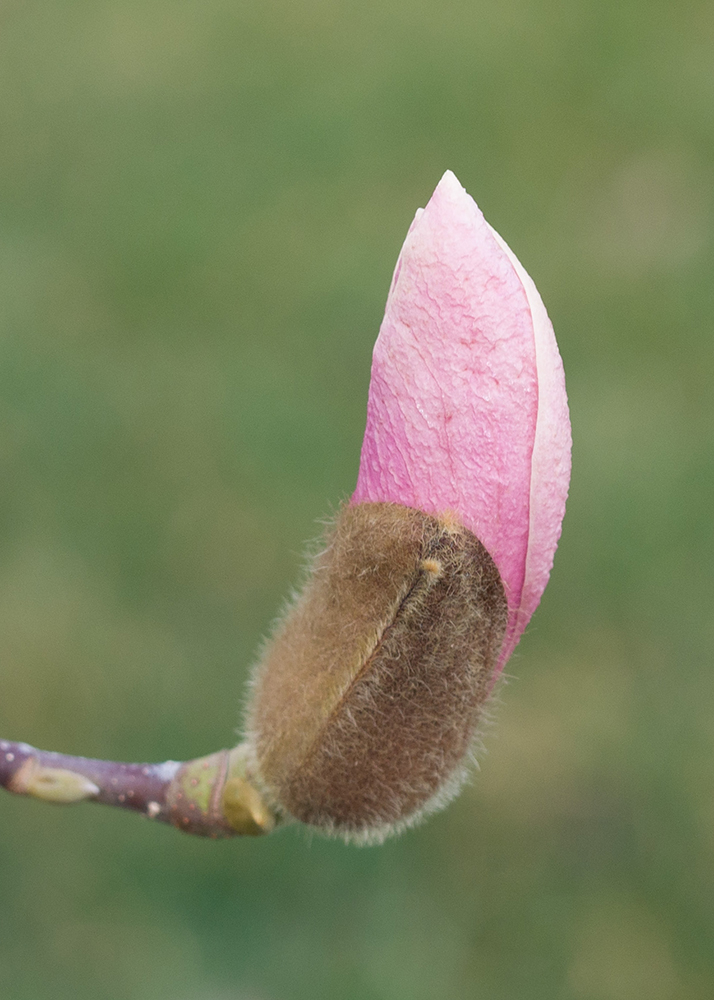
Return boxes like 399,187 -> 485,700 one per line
352,170 -> 571,669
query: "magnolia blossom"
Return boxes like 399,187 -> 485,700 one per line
246,173 -> 572,842
353,170 -> 571,669
0,172 -> 572,845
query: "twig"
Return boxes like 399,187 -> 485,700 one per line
0,738 -> 276,837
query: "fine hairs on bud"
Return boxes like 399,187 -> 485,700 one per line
245,502 -> 508,845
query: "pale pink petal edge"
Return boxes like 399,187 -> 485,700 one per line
489,227 -> 572,668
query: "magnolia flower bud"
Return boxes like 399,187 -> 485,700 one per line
246,171 -> 571,843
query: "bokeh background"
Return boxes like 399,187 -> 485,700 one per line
0,1 -> 712,998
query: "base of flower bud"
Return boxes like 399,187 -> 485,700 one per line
166,744 -> 276,837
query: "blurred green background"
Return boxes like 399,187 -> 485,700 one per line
0,0 -> 712,997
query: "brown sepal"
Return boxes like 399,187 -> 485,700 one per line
247,502 -> 508,843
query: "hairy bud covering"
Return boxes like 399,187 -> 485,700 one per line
246,502 -> 507,844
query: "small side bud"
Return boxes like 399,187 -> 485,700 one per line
245,502 -> 508,844
222,776 -> 275,836
10,759 -> 100,804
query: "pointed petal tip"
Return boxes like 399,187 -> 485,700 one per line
403,172 -> 481,252
435,168 -> 464,194
429,169 -> 472,212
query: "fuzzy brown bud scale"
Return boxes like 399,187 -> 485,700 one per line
246,502 -> 508,843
